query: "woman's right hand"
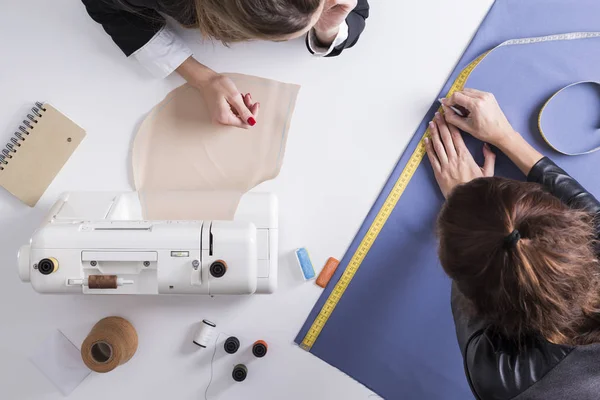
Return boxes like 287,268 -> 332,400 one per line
200,72 -> 259,129
176,57 -> 259,129
441,89 -> 517,148
442,88 -> 544,176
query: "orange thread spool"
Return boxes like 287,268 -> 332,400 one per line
252,340 -> 268,358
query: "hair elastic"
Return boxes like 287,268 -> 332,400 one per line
504,229 -> 521,249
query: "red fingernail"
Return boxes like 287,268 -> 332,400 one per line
248,117 -> 256,126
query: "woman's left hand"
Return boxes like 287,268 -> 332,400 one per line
314,0 -> 357,45
425,112 -> 496,198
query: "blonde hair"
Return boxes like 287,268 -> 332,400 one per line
187,0 -> 323,43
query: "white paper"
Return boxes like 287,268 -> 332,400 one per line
29,330 -> 91,396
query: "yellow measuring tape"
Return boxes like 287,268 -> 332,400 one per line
298,52 -> 488,351
538,81 -> 600,156
300,32 -> 600,351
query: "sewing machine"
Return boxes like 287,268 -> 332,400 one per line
18,192 -> 278,295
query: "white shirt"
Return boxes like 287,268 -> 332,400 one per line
132,22 -> 350,79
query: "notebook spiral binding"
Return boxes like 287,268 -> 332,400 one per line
0,102 -> 46,171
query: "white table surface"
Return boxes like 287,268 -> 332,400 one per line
0,1 -> 493,399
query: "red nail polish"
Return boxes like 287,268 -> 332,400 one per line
248,117 -> 256,126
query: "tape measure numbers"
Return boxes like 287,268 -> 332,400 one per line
300,32 -> 600,351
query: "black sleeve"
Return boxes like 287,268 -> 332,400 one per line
306,0 -> 370,57
81,0 -> 165,56
527,157 -> 600,215
452,283 -> 574,400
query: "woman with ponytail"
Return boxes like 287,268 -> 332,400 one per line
426,89 -> 600,399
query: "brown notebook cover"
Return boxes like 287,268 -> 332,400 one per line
0,103 -> 85,206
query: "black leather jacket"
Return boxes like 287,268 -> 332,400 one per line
452,157 -> 600,400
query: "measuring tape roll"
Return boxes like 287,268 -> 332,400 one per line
299,31 -> 600,351
538,81 -> 600,156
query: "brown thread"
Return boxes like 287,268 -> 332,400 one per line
81,317 -> 138,373
88,275 -> 117,289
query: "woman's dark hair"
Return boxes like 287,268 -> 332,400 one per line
437,177 -> 600,345
189,0 -> 323,43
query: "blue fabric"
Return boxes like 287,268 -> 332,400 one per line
295,1 -> 600,399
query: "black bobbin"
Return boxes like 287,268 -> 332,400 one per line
232,364 -> 247,382
224,336 -> 240,354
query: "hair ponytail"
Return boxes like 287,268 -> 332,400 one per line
438,177 -> 600,345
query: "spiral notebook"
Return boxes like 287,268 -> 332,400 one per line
0,102 -> 85,206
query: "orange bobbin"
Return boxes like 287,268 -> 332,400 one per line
252,340 -> 268,358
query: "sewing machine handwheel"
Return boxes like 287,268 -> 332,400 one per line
38,258 -> 58,275
210,260 -> 227,278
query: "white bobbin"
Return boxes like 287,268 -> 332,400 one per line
193,319 -> 216,348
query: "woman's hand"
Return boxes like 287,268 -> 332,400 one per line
176,57 -> 259,129
441,89 -> 517,148
200,73 -> 259,128
425,112 -> 496,198
314,0 -> 357,45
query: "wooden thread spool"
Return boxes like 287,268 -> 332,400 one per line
81,316 -> 138,373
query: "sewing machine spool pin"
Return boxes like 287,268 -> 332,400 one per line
67,276 -> 134,289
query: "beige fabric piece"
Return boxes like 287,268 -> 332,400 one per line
132,73 -> 300,220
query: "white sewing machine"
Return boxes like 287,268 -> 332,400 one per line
18,192 -> 278,295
